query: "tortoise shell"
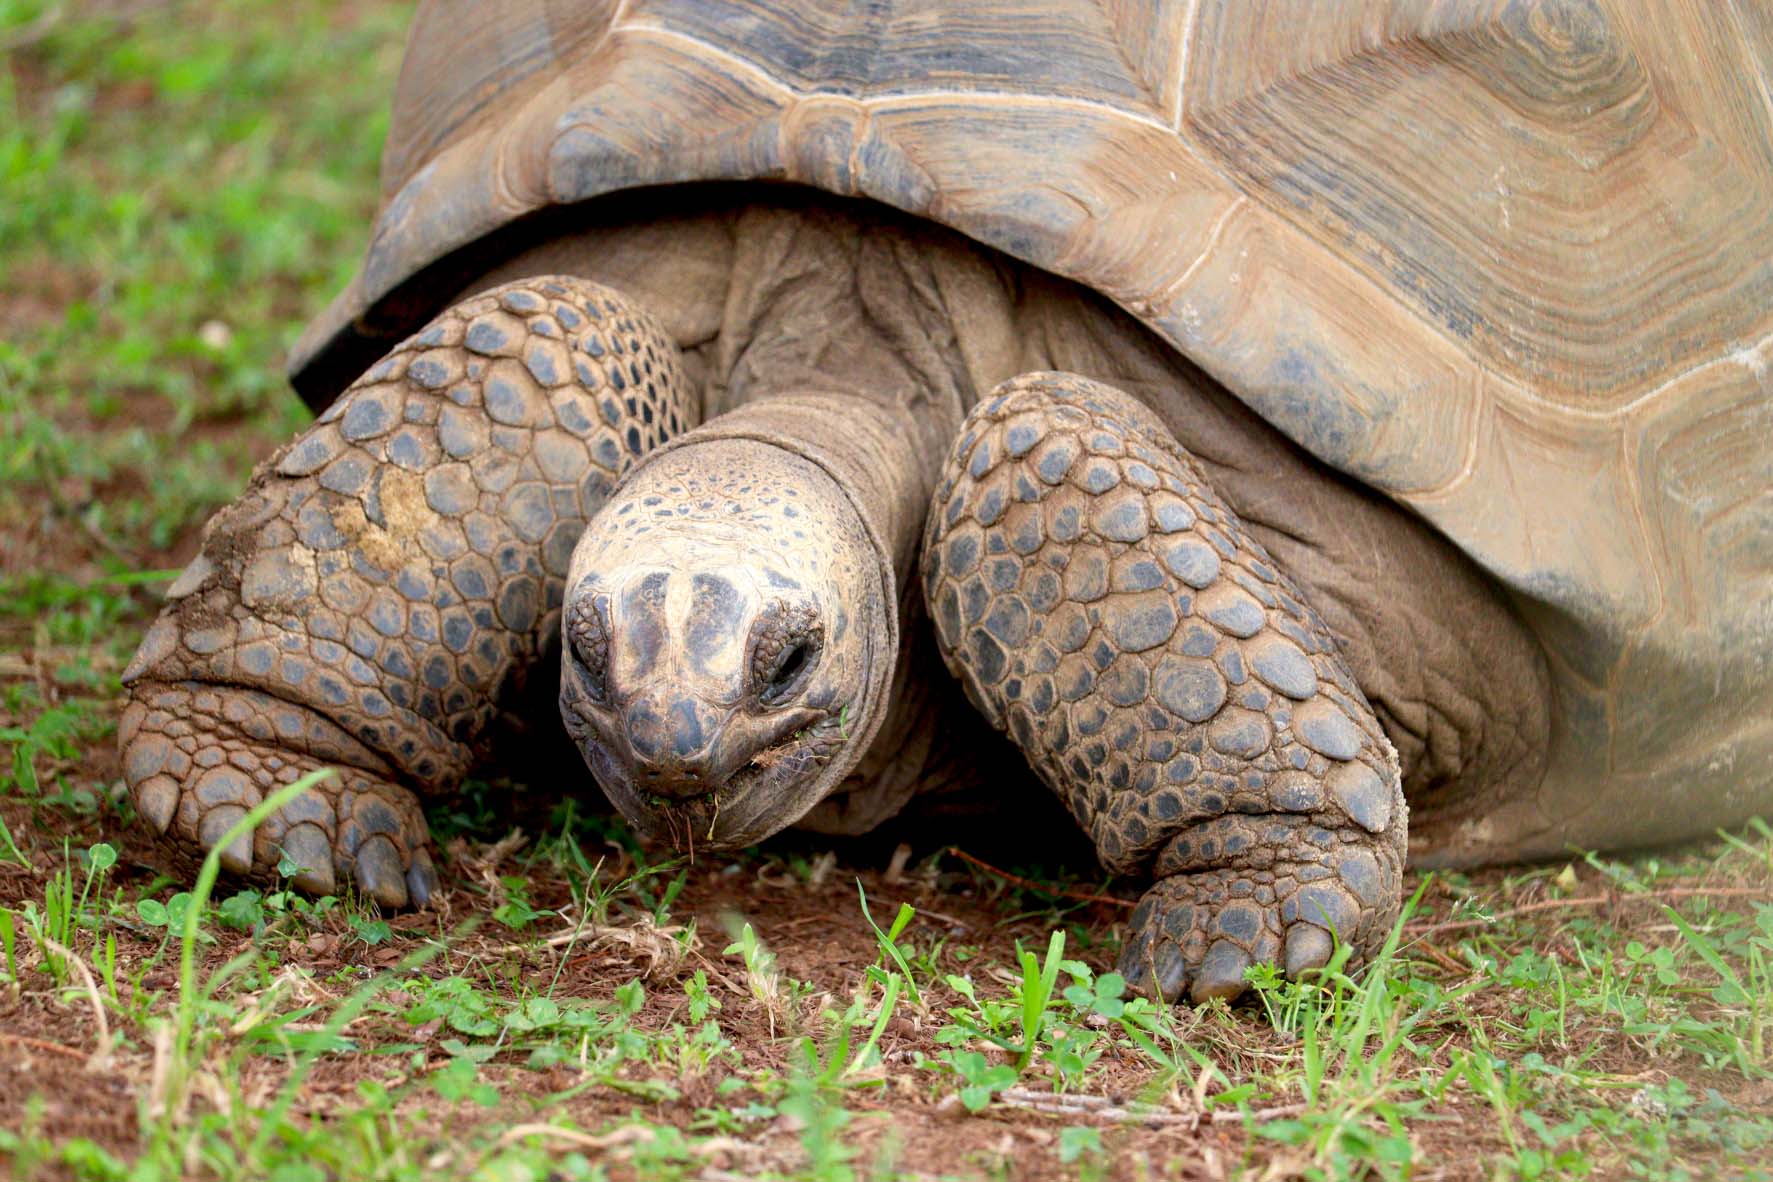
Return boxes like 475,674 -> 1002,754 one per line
290,0 -> 1773,856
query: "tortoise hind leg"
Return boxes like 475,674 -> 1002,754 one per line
120,277 -> 697,905
922,373 -> 1405,1003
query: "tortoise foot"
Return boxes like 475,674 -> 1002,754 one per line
1115,813 -> 1401,1003
924,372 -> 1406,1003
121,682 -> 435,908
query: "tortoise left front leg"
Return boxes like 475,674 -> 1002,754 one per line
923,373 -> 1406,1003
120,277 -> 696,904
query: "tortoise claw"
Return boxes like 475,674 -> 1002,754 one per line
1191,940 -> 1252,1004
281,822 -> 336,895
1284,924 -> 1334,980
137,775 -> 177,834
1119,933 -> 1188,1002
354,835 -> 409,909
198,806 -> 253,876
405,847 -> 438,908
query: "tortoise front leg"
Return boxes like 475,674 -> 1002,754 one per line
120,278 -> 697,905
922,373 -> 1405,1003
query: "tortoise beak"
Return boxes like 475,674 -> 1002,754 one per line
620,691 -> 817,800
568,678 -> 838,848
620,692 -> 728,798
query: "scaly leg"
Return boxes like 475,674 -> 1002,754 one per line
923,373 -> 1405,1002
120,277 -> 698,904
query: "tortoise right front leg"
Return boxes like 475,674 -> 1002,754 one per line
923,373 -> 1406,1003
120,277 -> 697,905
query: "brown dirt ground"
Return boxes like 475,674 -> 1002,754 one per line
2,710 -> 1770,1181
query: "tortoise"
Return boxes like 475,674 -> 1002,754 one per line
117,0 -> 1773,1003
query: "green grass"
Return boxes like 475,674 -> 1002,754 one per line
3,818 -> 1769,1179
1,0 -> 406,562
2,3 -> 1771,1180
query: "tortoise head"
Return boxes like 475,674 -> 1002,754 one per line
559,439 -> 894,849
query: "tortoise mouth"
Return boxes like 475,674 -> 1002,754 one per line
572,706 -> 851,850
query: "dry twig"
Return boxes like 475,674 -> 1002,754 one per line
946,847 -> 1135,909
494,911 -> 696,979
0,1029 -> 87,1060
996,1086 -> 1305,1128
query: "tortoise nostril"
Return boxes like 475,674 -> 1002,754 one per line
625,701 -> 666,761
625,695 -> 722,792
668,696 -> 706,758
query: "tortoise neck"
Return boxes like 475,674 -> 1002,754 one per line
663,392 -> 935,589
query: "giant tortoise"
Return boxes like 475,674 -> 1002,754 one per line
118,0 -> 1773,1002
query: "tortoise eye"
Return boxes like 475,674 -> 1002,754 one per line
566,593 -> 611,705
750,603 -> 823,706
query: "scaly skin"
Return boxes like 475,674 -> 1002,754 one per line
119,277 -> 697,905
922,373 -> 1406,1002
